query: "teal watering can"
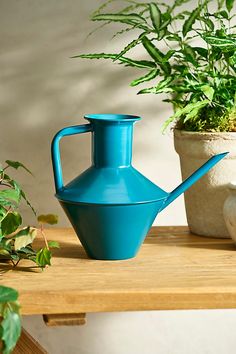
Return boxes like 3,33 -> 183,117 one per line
51,114 -> 227,260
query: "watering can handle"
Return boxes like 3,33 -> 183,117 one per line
51,124 -> 92,193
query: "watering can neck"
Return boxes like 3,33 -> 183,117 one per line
89,119 -> 135,168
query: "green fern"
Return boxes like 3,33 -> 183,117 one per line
77,0 -> 236,132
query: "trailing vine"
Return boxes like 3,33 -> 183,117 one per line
0,160 -> 59,353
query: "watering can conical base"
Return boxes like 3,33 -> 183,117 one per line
60,201 -> 163,260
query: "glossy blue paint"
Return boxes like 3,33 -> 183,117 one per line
60,201 -> 162,260
51,114 -> 228,260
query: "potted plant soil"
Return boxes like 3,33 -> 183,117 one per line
74,0 -> 236,237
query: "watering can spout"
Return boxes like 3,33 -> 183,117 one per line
160,152 -> 228,212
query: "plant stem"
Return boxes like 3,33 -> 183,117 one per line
14,259 -> 20,267
40,224 -> 49,250
0,182 -> 12,188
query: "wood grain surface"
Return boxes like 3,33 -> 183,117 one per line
1,226 -> 236,314
13,328 -> 47,354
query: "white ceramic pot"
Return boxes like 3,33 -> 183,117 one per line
223,182 -> 236,243
174,129 -> 236,238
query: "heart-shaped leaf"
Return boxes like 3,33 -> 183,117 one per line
0,189 -> 20,204
36,247 -> 52,267
1,307 -> 21,354
48,240 -> 60,249
5,160 -> 32,175
1,212 -> 22,236
37,214 -> 58,225
0,286 -> 18,303
14,228 -> 37,251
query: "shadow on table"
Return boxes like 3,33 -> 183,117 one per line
181,241 -> 236,251
51,241 -> 90,260
145,234 -> 236,252
0,263 -> 42,274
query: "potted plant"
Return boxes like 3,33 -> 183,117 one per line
0,160 -> 58,353
74,0 -> 236,237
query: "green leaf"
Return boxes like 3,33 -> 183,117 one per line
229,53 -> 236,67
149,3 -> 161,33
112,24 -> 139,40
209,47 -> 222,61
138,76 -> 173,94
48,240 -> 60,249
200,85 -> 215,100
166,33 -> 181,42
217,10 -> 229,19
37,214 -> 58,225
203,36 -> 236,51
163,49 -> 175,62
9,254 -> 20,262
217,0 -> 225,9
0,207 -> 6,221
183,6 -> 201,37
0,286 -> 18,303
1,212 -> 22,236
1,308 -> 21,354
183,107 -> 201,121
193,47 -> 208,58
184,44 -> 198,66
174,0 -> 192,5
174,13 -> 185,20
14,228 -> 37,251
160,12 -> 171,30
6,301 -> 20,314
91,0 -> 118,17
20,190 -> 37,217
226,0 -> 235,12
114,32 -> 147,61
5,160 -> 33,175
154,11 -> 171,40
0,248 -> 10,256
141,36 -> 171,74
12,227 -> 30,239
36,247 -> 51,267
130,68 -> 159,86
0,199 -> 17,209
200,17 -> 214,31
93,0 -> 129,17
0,189 -> 20,204
92,13 -> 147,25
162,100 -> 209,131
74,53 -> 156,69
183,100 -> 210,122
17,246 -> 36,256
1,174 -> 21,194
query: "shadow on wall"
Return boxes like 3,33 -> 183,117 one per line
0,0 -> 179,226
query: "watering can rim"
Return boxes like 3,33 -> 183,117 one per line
84,113 -> 141,122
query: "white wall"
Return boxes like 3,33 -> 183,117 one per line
0,0 -> 185,226
1,1 -> 235,353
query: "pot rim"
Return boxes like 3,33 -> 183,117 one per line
227,182 -> 236,190
174,128 -> 236,140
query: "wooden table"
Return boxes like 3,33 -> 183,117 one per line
2,226 -> 236,353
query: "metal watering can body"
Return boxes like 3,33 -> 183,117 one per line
51,114 -> 227,260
